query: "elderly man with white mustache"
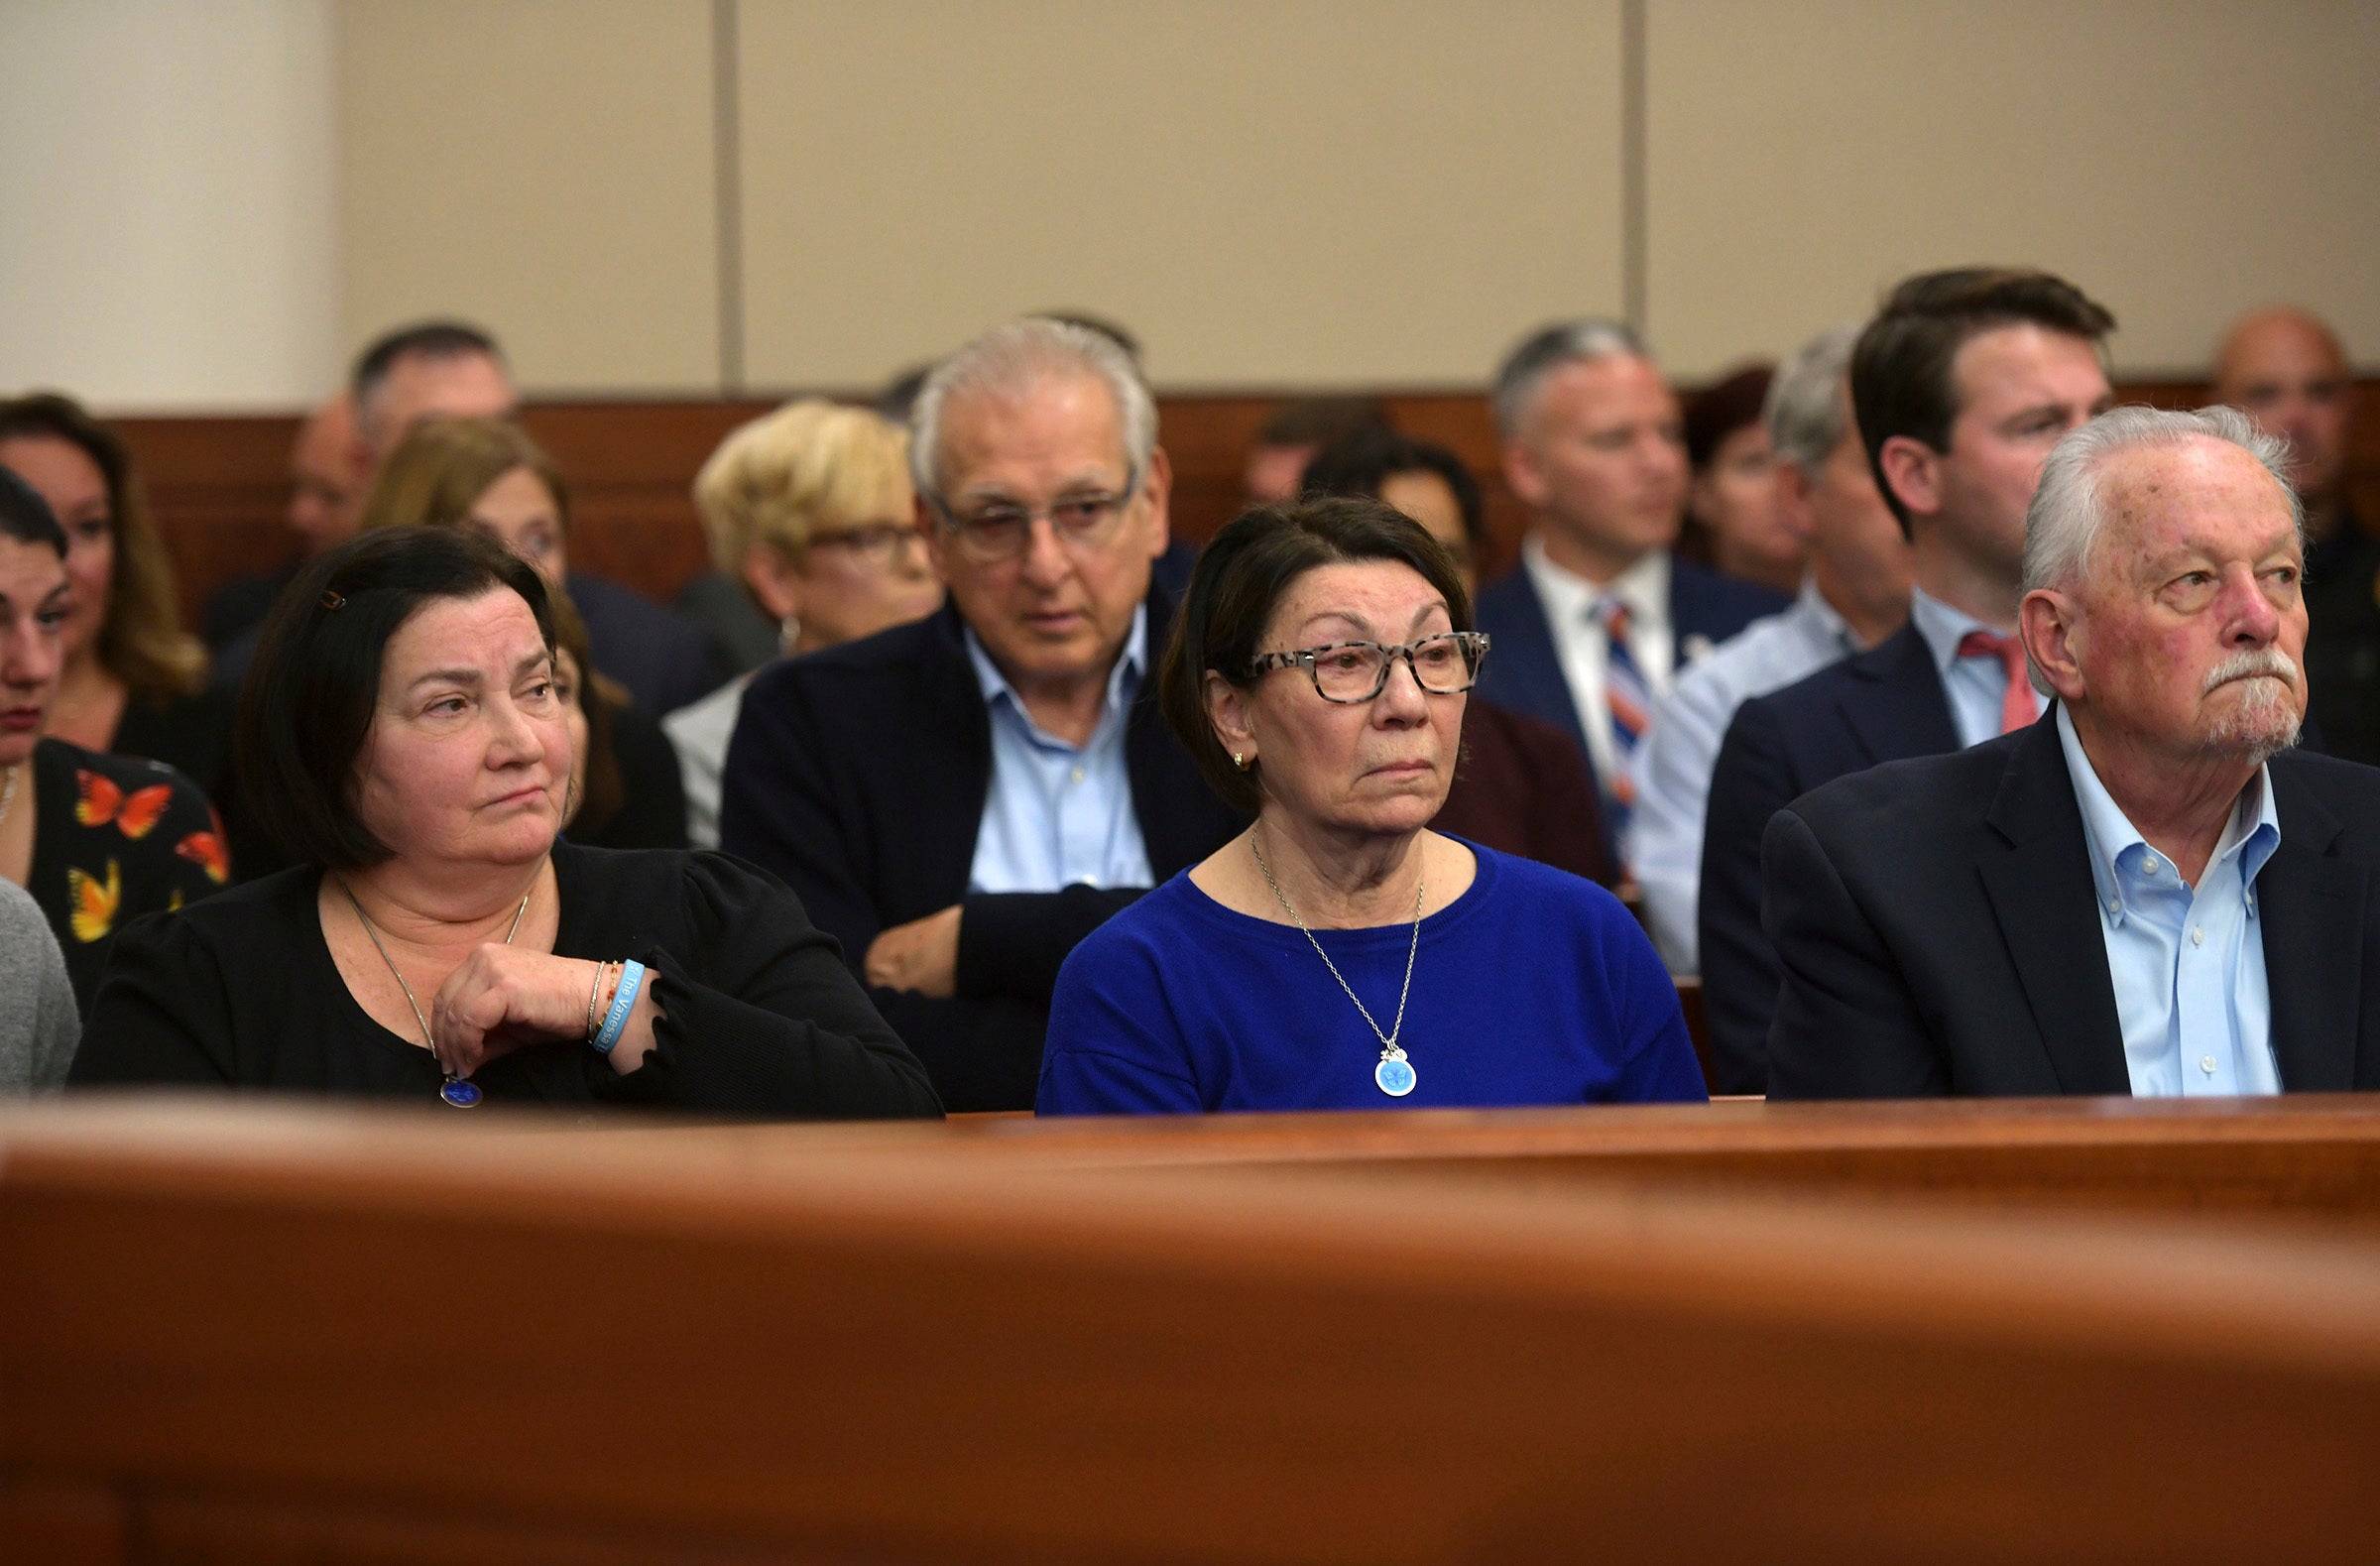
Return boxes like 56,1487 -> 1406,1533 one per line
1760,405 -> 2380,1099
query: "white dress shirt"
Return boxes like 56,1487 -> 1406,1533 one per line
1521,535 -> 1675,791
1624,582 -> 1864,973
1906,587 -> 2044,749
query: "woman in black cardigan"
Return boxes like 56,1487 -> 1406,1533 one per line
71,527 -> 938,1120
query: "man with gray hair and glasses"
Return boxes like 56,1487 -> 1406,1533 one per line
1474,320 -> 1788,865
1623,324 -> 1913,975
1763,406 -> 2380,1099
719,317 -> 1241,1111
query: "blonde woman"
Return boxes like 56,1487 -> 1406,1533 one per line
667,400 -> 943,847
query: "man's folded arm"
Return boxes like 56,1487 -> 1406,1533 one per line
957,886 -> 1147,1006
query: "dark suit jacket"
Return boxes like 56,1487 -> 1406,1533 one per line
717,591 -> 1244,1111
1474,550 -> 1786,860
1697,625 -> 1960,1092
1434,696 -> 1610,885
568,571 -> 733,718
1763,714 -> 2380,1099
2304,510 -> 2380,768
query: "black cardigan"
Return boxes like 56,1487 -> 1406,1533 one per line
718,592 -> 1245,1111
68,840 -> 941,1120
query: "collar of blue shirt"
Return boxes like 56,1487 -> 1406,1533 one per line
2056,701 -> 2282,924
964,603 -> 1149,748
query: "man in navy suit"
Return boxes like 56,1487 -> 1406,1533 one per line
1765,406 -> 2380,1099
1472,320 -> 1788,862
1698,269 -> 2117,1092
719,318 -> 1241,1111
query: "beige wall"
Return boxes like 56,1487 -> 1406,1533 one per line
19,3 -> 2373,406
338,0 -> 721,394
1645,0 -> 2380,378
0,0 -> 339,411
737,0 -> 1623,391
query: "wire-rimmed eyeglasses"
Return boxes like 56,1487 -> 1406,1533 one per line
1248,631 -> 1490,704
926,475 -> 1141,562
807,521 -> 928,571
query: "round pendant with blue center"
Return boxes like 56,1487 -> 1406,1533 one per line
1374,1053 -> 1416,1097
439,1077 -> 483,1109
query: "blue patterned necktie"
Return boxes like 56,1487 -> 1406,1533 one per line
1597,596 -> 1650,832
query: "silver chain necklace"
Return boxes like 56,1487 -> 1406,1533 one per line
1250,828 -> 1424,1097
337,875 -> 532,1109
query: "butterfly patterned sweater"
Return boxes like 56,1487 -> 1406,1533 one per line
23,737 -> 228,1012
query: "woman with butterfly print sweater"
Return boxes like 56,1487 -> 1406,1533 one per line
0,468 -> 224,1011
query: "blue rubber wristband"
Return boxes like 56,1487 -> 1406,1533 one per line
593,959 -> 646,1054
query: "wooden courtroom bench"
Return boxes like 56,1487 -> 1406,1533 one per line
605,1091 -> 2380,1224
4,1096 -> 2377,1564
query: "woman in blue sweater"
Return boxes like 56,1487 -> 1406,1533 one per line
1037,496 -> 1705,1115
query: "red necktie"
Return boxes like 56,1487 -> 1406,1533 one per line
1957,630 -> 2036,735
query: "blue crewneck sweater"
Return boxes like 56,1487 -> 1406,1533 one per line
1037,841 -> 1706,1115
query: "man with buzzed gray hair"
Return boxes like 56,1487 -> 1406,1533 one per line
1622,324 -> 1912,982
720,317 -> 1240,1111
1764,405 -> 2380,1099
1474,320 -> 1788,862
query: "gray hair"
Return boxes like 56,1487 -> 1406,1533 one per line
1763,324 -> 1861,472
2020,404 -> 2303,693
1490,317 -> 1649,440
908,317 -> 1156,502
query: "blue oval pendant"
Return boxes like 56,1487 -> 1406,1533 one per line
439,1077 -> 483,1109
1374,1055 -> 1416,1097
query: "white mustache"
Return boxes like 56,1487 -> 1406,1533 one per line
2202,649 -> 2300,693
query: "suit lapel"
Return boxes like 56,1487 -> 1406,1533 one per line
1476,570 -> 1591,757
1837,626 -> 1963,769
2259,767 -> 2363,1091
1976,717 -> 2132,1094
921,605 -> 997,898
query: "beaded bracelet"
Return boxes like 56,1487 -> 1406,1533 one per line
592,959 -> 647,1054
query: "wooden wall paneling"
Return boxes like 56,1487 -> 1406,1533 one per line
0,1474 -> 128,1566
113,379 -> 2380,639
6,1099 -> 2380,1563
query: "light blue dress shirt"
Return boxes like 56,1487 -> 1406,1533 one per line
2056,705 -> 2282,1097
1625,582 -> 1863,973
965,607 -> 1155,895
1907,587 -> 2044,749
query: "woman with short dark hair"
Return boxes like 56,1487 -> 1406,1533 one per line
1300,426 -> 1610,885
71,527 -> 939,1118
355,417 -> 688,851
0,467 -> 221,1012
1036,496 -> 1703,1115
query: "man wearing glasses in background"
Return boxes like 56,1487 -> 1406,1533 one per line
720,318 -> 1242,1112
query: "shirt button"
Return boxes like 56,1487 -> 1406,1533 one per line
2201,1055 -> 2217,1075
2104,897 -> 2120,914
2191,926 -> 2204,946
1069,766 -> 1085,784
2144,856 -> 2163,876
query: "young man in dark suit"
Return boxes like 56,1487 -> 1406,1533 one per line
1472,320 -> 1788,864
1765,406 -> 2380,1099
719,319 -> 1242,1111
1696,269 -> 2116,1092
